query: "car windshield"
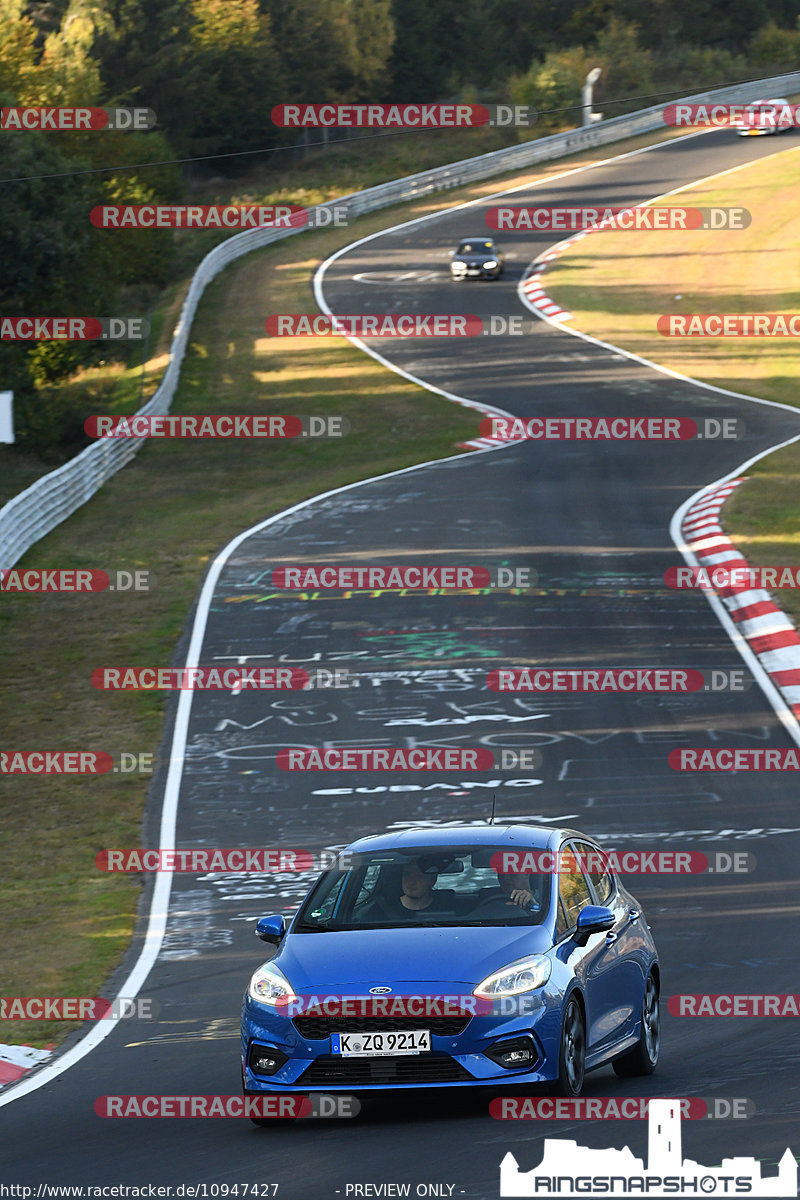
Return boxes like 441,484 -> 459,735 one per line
294,845 -> 552,931
457,241 -> 494,254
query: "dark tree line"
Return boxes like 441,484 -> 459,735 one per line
2,0 -> 799,459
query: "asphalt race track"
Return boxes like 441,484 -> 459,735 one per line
2,129 -> 800,1197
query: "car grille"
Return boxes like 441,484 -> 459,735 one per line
292,1013 -> 472,1039
299,1054 -> 473,1085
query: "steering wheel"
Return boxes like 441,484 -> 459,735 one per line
468,892 -> 529,917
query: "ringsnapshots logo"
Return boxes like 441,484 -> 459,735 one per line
498,1098 -> 797,1197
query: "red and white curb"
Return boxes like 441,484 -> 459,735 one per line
0,1044 -> 53,1088
520,251 -> 575,323
680,479 -> 800,719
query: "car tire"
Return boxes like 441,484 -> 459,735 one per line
613,971 -> 660,1077
554,995 -> 585,1096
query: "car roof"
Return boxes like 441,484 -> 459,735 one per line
457,236 -> 494,242
345,823 -> 590,854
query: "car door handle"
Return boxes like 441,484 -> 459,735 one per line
605,931 -> 618,944
628,909 -> 640,922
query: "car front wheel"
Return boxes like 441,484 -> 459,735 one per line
554,995 -> 585,1096
613,971 -> 660,1077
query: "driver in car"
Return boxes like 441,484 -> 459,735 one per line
360,857 -> 455,921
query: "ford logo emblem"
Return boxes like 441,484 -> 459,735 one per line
369,986 -> 392,995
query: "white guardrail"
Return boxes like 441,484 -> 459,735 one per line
3,72 -> 800,567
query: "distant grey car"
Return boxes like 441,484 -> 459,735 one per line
734,98 -> 792,136
450,238 -> 504,280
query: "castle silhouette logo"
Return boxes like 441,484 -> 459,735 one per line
500,1098 -> 797,1197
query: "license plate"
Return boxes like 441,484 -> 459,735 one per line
331,1030 -> 431,1056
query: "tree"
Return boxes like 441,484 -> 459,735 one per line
183,0 -> 285,157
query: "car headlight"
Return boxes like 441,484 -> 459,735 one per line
473,954 -> 551,998
482,260 -> 498,269
248,963 -> 297,1007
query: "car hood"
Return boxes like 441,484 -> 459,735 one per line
453,252 -> 495,265
270,924 -> 552,992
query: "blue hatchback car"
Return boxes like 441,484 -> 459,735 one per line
240,824 -> 660,1103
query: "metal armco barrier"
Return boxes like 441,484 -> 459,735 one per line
3,72 -> 800,567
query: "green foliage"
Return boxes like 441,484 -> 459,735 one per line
749,17 -> 800,69
592,18 -> 653,108
182,0 -> 284,157
3,0 -> 800,465
511,48 -> 589,131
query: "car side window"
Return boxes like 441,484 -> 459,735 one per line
307,872 -> 347,920
573,840 -> 614,904
558,844 -> 593,931
556,896 -> 569,938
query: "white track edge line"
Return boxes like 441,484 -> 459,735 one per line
0,447 -> 485,1107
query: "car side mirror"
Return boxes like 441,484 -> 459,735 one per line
255,914 -> 286,944
573,905 -> 615,947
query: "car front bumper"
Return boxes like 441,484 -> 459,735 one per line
241,989 -> 563,1092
